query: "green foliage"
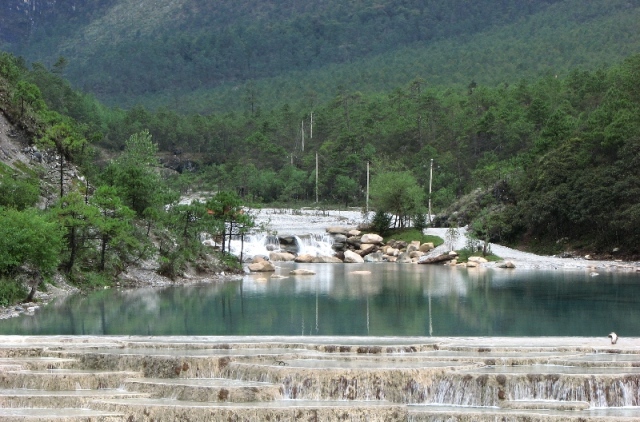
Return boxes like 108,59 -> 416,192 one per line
51,191 -> 100,273
0,208 -> 64,277
413,213 -> 427,232
371,171 -> 425,228
13,80 -> 44,116
101,130 -> 174,216
90,186 -> 144,274
333,175 -> 359,207
370,211 -> 393,236
10,0 -> 640,115
383,229 -> 443,247
0,175 -> 40,210
0,277 -> 27,307
455,247 -> 501,263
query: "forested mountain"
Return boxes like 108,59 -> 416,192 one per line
2,0 -> 640,112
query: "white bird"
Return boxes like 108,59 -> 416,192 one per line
608,332 -> 618,345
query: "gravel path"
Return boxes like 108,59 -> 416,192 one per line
426,226 -> 638,272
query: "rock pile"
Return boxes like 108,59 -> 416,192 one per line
248,226 -> 437,272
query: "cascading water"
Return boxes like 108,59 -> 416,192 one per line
294,234 -> 335,257
226,234 -> 281,260
216,233 -> 335,260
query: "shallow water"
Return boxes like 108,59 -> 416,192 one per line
1,263 -> 640,336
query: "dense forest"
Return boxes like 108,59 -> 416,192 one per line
2,0 -> 640,112
2,49 -> 640,259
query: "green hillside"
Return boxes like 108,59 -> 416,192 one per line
6,0 -> 640,112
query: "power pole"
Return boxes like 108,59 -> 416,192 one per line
301,120 -> 305,152
310,112 -> 313,139
315,152 -> 319,203
366,161 -> 370,214
428,158 -> 434,224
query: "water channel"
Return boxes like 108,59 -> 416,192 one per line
1,262 -> 639,337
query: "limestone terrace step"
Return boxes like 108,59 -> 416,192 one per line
123,377 -> 282,402
0,408 -> 124,421
499,399 -> 591,411
0,369 -> 142,390
0,357 -> 77,371
408,404 -> 640,421
93,398 -> 407,422
0,388 -> 148,408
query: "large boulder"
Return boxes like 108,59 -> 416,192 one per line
359,243 -> 376,255
388,240 -> 407,250
364,251 -> 384,262
248,261 -> 276,272
332,242 -> 346,251
278,235 -> 297,245
333,234 -> 348,243
397,252 -> 412,263
384,247 -> 399,257
344,250 -> 365,263
290,269 -> 316,275
346,237 -> 361,247
406,241 -> 421,253
269,252 -> 295,262
312,256 -> 343,263
326,226 -> 351,235
418,254 -> 455,265
420,242 -> 435,252
468,256 -> 488,264
361,233 -> 383,244
294,254 -> 314,263
348,229 -> 362,237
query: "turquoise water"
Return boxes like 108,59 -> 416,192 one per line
1,263 -> 639,336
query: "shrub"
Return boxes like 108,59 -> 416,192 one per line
0,278 -> 27,306
370,210 -> 392,236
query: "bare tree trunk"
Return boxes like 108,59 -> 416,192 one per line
25,270 -> 42,302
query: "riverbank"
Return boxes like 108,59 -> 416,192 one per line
252,208 -> 639,272
2,208 -> 638,321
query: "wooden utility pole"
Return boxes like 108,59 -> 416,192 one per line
366,161 -> 370,214
301,120 -> 305,152
428,158 -> 433,224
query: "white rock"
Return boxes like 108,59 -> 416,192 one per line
290,269 -> 316,275
269,252 -> 295,261
420,242 -> 435,252
248,261 -> 276,272
361,233 -> 383,244
344,250 -> 365,263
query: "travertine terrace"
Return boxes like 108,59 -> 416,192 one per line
0,336 -> 639,421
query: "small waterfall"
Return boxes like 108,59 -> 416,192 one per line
226,234 -> 281,259
294,234 -> 334,257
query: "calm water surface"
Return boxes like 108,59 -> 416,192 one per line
1,263 -> 639,336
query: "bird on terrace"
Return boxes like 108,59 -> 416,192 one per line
608,332 -> 618,345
